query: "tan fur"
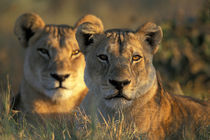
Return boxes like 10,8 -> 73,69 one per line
12,13 -> 99,118
76,18 -> 210,139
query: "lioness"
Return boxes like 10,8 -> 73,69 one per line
76,19 -> 210,139
11,13 -> 99,118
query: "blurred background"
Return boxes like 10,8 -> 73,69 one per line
0,0 -> 209,99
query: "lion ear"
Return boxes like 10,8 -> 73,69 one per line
75,14 -> 104,54
136,22 -> 163,54
14,13 -> 45,48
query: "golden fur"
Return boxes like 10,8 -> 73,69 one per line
76,18 -> 210,139
12,13 -> 100,118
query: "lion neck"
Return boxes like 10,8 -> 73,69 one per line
128,76 -> 171,134
19,78 -> 88,115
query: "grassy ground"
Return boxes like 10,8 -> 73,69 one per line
0,84 -> 209,140
0,84 -> 139,140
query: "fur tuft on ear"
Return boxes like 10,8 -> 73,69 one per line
137,22 -> 163,54
14,13 -> 45,48
74,14 -> 104,30
75,14 -> 104,54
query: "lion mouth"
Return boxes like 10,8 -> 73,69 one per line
55,87 -> 67,89
105,90 -> 131,101
49,86 -> 68,90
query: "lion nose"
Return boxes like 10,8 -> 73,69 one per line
109,79 -> 131,90
50,73 -> 70,82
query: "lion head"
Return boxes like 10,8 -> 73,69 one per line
14,13 -> 97,102
76,19 -> 163,112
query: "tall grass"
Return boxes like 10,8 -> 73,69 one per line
0,82 -> 140,140
0,83 -> 209,140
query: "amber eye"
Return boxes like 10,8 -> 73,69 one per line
72,50 -> 80,55
132,55 -> 142,62
37,48 -> 50,59
97,54 -> 108,62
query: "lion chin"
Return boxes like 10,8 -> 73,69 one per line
102,89 -> 133,110
11,13 -> 102,119
44,88 -> 73,101
77,16 -> 210,139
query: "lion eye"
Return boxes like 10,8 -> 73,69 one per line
97,54 -> 108,62
37,48 -> 50,59
132,55 -> 142,62
72,50 -> 80,55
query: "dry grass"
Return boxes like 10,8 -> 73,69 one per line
0,83 -> 139,140
0,83 -> 209,140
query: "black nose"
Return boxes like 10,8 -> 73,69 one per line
50,73 -> 70,82
109,79 -> 131,90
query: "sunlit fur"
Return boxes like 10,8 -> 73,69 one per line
12,13 -> 102,116
76,19 -> 210,139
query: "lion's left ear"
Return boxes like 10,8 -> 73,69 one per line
136,22 -> 163,54
75,14 -> 104,54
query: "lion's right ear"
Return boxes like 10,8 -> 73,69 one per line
136,22 -> 163,54
75,15 -> 104,54
14,13 -> 45,48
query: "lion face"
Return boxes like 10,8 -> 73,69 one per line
76,21 -> 162,111
24,27 -> 85,101
14,13 -> 91,101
